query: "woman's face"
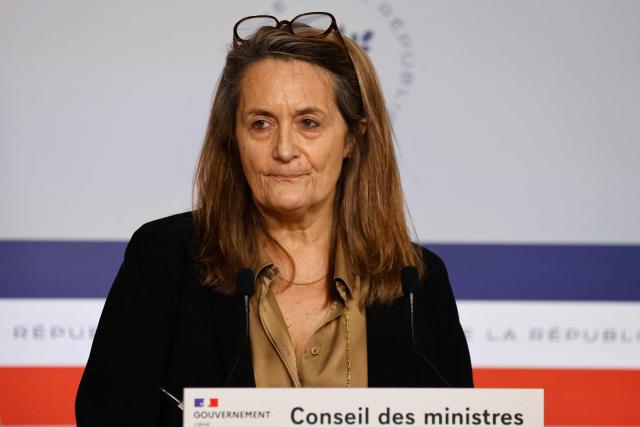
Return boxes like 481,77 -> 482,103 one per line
235,59 -> 353,219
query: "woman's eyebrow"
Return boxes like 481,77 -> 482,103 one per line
294,106 -> 325,116
243,106 -> 328,117
294,107 -> 330,123
243,108 -> 275,118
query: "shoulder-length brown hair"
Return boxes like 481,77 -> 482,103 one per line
193,26 -> 424,306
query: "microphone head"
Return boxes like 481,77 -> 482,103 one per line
236,268 -> 255,296
401,266 -> 421,294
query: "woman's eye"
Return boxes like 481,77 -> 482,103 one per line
251,119 -> 269,129
300,118 -> 319,129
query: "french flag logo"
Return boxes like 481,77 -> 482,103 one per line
194,398 -> 219,408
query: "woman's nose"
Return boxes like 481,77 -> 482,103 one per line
272,125 -> 299,162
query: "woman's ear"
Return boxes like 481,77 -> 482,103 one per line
344,135 -> 355,158
356,118 -> 367,138
344,119 -> 367,159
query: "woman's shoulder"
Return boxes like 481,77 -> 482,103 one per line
129,211 -> 196,250
413,243 -> 449,280
412,243 -> 458,300
124,211 -> 197,273
133,211 -> 195,239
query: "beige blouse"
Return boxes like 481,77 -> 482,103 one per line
249,242 -> 367,387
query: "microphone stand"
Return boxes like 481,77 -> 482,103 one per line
158,268 -> 256,411
401,266 -> 451,387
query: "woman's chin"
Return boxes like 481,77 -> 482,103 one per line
267,201 -> 308,215
259,197 -> 316,217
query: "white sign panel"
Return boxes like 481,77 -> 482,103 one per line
458,301 -> 640,369
183,388 -> 543,427
2,299 -> 639,369
0,299 -> 103,366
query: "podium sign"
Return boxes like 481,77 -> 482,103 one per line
183,388 -> 543,427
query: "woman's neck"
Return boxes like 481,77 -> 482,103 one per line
260,198 -> 334,249
260,203 -> 334,283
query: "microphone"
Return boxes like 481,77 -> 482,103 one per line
400,266 -> 451,387
224,268 -> 255,387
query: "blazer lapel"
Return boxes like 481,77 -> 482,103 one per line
366,299 -> 412,387
209,292 -> 256,387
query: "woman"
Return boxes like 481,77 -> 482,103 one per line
76,12 -> 472,426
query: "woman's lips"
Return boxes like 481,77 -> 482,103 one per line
268,173 -> 308,181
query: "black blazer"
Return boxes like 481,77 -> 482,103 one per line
76,212 -> 472,426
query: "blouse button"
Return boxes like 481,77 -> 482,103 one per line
310,346 -> 320,356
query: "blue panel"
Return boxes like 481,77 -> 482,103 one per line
0,241 -> 126,298
429,244 -> 640,301
1,241 -> 639,300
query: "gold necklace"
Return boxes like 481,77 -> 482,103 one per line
276,274 -> 327,286
344,310 -> 351,388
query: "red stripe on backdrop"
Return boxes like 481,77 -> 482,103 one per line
0,367 -> 639,425
0,367 -> 83,425
474,368 -> 640,425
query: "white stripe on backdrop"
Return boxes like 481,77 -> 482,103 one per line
2,299 -> 639,368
